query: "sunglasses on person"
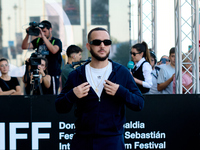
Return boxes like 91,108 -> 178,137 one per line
89,39 -> 112,46
160,58 -> 170,64
130,51 -> 142,56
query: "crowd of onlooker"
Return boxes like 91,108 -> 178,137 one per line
0,19 -> 197,96
0,43 -> 198,95
130,42 -> 176,94
0,45 -> 82,95
0,20 -> 195,95
130,44 -> 196,95
148,47 -> 175,94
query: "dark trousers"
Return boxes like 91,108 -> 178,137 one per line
48,75 -> 60,95
70,134 -> 125,150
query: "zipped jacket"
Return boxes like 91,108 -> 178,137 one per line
55,60 -> 144,136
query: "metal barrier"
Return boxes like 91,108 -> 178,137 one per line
0,94 -> 199,150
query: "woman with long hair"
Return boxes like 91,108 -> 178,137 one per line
130,41 -> 152,94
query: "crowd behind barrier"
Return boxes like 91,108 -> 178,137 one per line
0,17 -> 199,96
1,47 -> 200,95
0,20 -> 198,96
1,48 -> 200,95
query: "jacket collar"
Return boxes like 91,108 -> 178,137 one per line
75,59 -> 121,80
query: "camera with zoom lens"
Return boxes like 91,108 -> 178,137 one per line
28,21 -> 44,36
25,45 -> 49,80
28,53 -> 42,79
24,47 -> 47,95
72,57 -> 92,69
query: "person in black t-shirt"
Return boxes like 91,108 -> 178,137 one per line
0,58 -> 22,95
22,20 -> 62,95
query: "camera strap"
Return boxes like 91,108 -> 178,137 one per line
0,78 -> 11,90
36,38 -> 56,47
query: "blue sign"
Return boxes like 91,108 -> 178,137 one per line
8,41 -> 14,47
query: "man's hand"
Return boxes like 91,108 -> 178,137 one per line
38,28 -> 45,38
11,89 -> 16,94
38,66 -> 45,77
103,80 -> 119,96
26,27 -> 30,34
73,82 -> 91,98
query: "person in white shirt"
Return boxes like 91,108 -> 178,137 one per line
148,50 -> 161,94
157,47 -> 175,94
130,41 -> 152,94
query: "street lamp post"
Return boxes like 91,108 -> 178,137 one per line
7,16 -> 11,41
13,4 -> 18,65
13,4 -> 17,34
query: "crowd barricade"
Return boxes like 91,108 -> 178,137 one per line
0,94 -> 199,150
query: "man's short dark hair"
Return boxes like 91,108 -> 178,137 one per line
66,45 -> 83,57
87,27 -> 109,42
0,57 -> 8,63
40,20 -> 52,30
169,47 -> 175,56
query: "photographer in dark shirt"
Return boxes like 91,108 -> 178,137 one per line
22,20 -> 62,95
22,57 -> 51,95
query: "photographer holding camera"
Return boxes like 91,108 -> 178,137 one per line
22,20 -> 62,95
22,58 -> 51,95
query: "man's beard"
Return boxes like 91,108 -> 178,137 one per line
45,30 -> 51,39
90,47 -> 110,61
46,34 -> 50,39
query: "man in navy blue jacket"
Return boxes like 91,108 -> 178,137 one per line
55,27 -> 144,150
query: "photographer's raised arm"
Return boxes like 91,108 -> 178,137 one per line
38,28 -> 59,54
22,27 -> 34,50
